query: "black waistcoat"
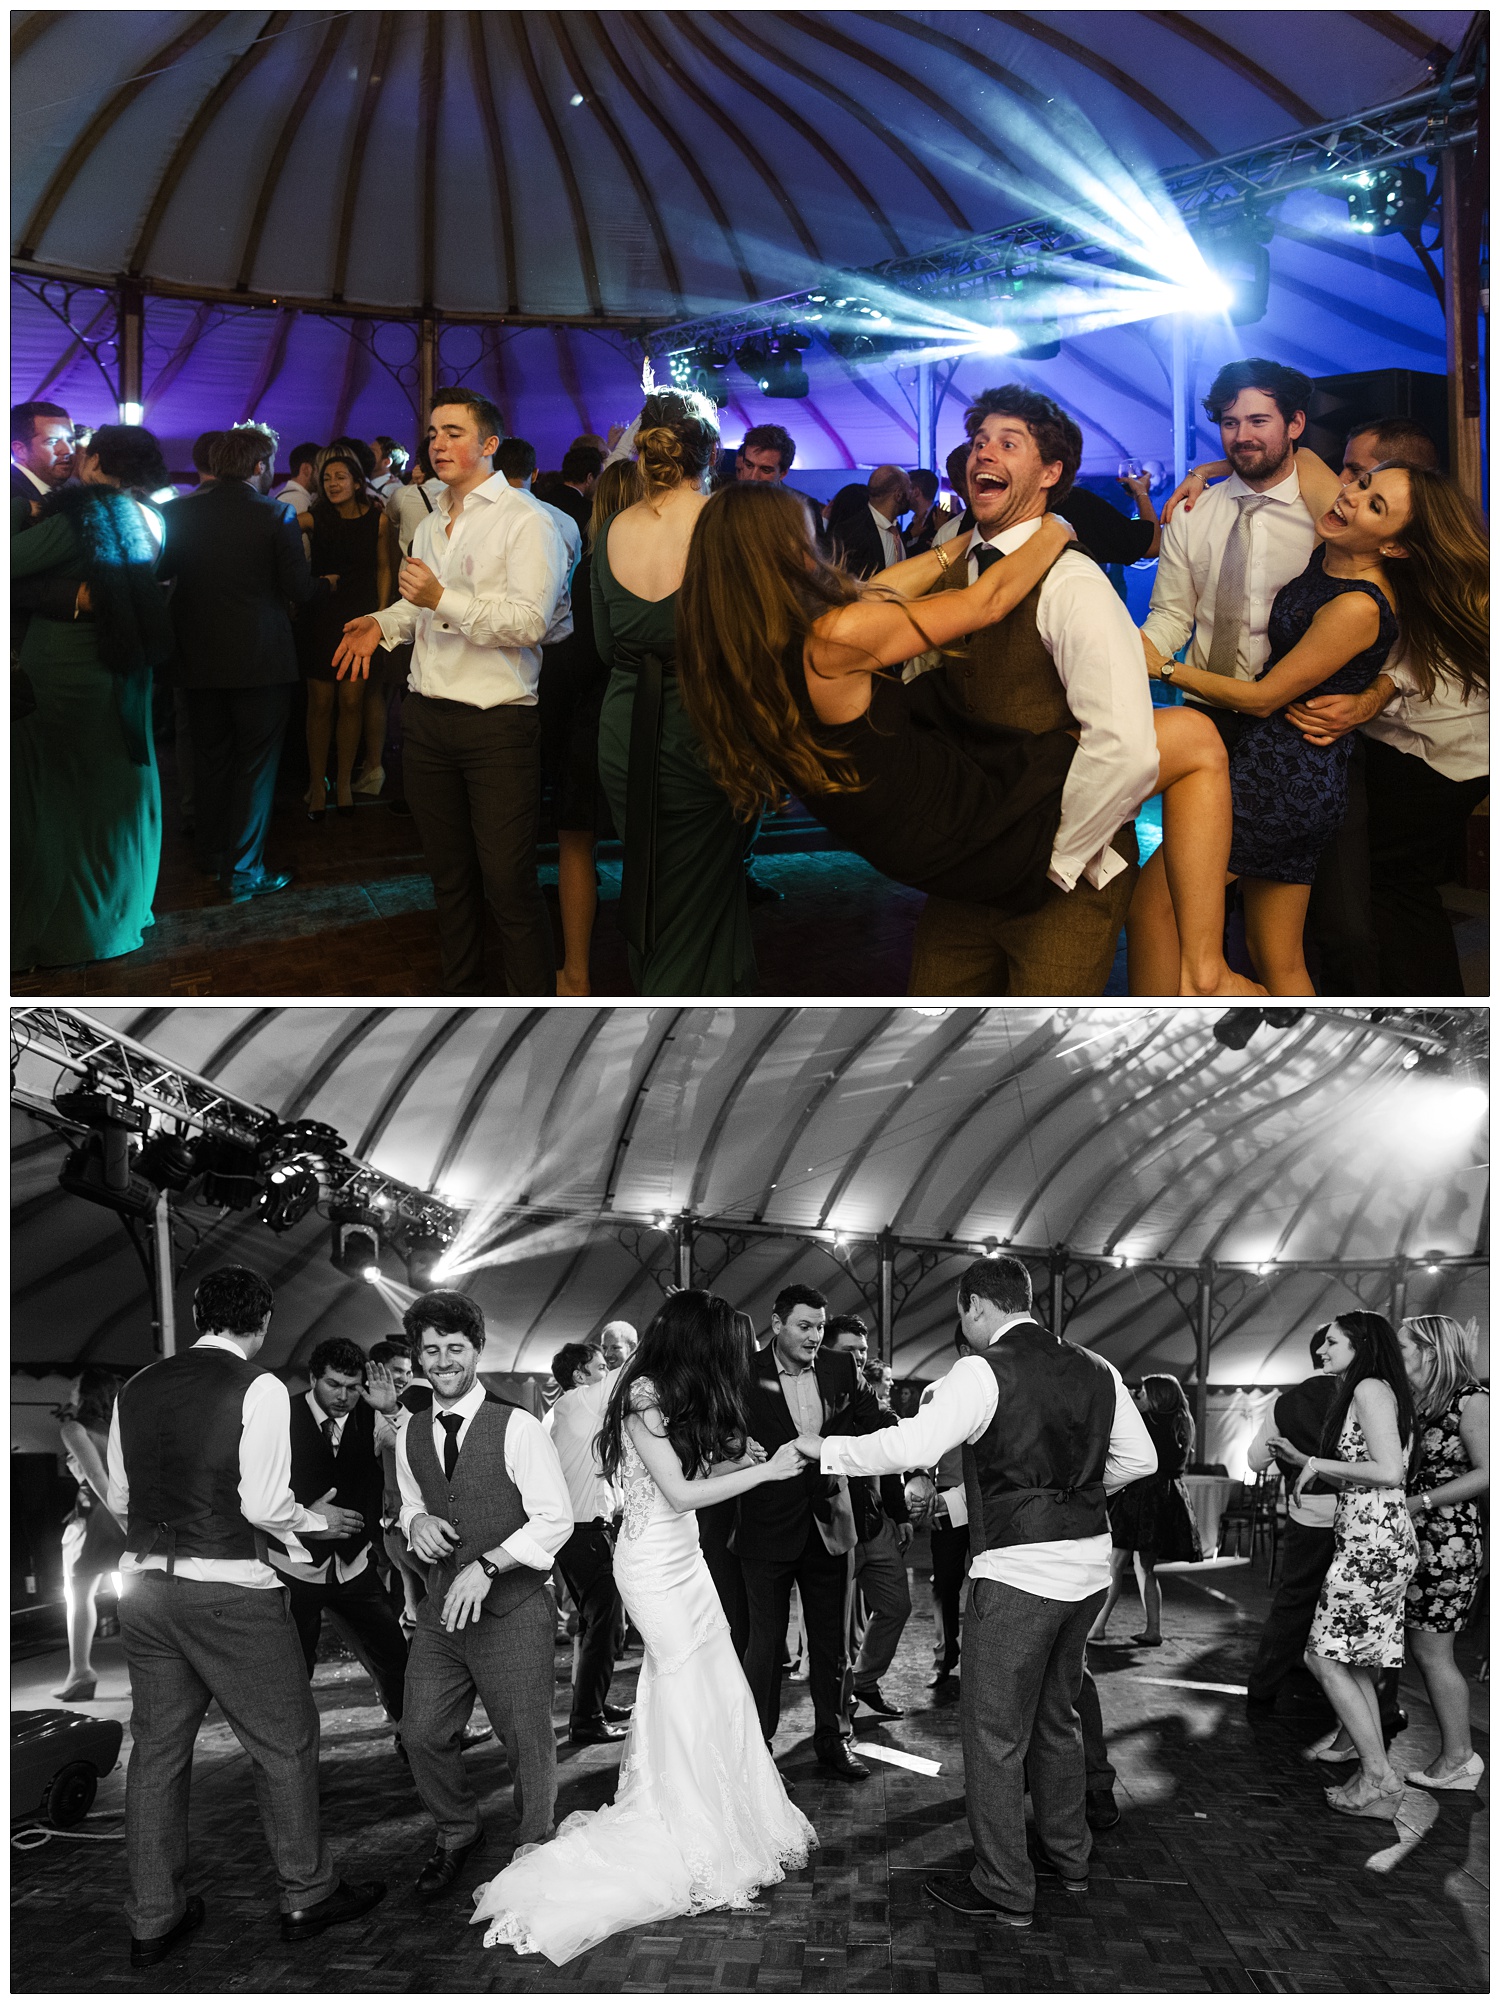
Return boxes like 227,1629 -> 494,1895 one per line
285,1395 -> 385,1564
116,1345 -> 265,1569
961,1324 -> 1116,1550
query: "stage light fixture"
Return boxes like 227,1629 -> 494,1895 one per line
1013,321 -> 1061,361
255,1164 -> 321,1234
1211,1009 -> 1264,1051
331,1209 -> 382,1278
1343,165 -> 1429,236
737,331 -> 810,398
136,1125 -> 200,1193
194,1133 -> 264,1209
1194,210 -> 1273,326
57,1136 -> 157,1219
670,343 -> 732,407
401,1227 -> 453,1290
54,1088 -> 150,1196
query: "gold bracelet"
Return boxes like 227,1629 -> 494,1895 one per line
933,542 -> 952,576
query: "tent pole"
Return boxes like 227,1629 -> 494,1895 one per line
877,1230 -> 895,1364
1193,1259 -> 1214,1451
1049,1247 -> 1067,1339
917,361 -> 935,473
1170,314 -> 1193,487
675,1212 -> 694,1291
419,314 -> 437,429
1389,1257 -> 1408,1328
118,280 -> 143,421
153,1190 -> 176,1357
1441,145 -> 1484,507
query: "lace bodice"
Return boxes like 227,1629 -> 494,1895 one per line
620,1375 -> 667,1542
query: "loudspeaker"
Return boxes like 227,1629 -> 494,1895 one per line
1304,369 -> 1448,471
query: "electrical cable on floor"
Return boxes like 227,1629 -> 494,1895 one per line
12,1821 -> 125,1849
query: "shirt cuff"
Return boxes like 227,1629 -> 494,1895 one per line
1048,841 -> 1129,894
501,1527 -> 560,1575
940,1486 -> 968,1527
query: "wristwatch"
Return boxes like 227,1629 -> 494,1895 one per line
1158,656 -> 1177,682
477,1556 -> 500,1581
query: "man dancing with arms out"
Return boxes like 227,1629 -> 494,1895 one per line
804,1256 -> 1155,1926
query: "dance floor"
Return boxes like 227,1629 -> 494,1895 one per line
11,1547 -> 1487,1994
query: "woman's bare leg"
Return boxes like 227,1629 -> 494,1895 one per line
1241,879 -> 1316,994
556,828 -> 598,996
1137,706 -> 1262,997
358,682 -> 389,785
305,681 -> 334,809
1126,847 -> 1181,995
335,680 -> 364,806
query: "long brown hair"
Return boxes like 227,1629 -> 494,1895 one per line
1380,464 -> 1488,702
588,457 -> 642,548
678,481 -> 894,819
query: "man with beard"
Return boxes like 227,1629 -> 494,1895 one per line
907,386 -> 1159,994
1141,359 -> 1322,761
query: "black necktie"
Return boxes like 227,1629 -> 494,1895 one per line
322,1417 -> 337,1449
439,1413 -> 462,1480
975,544 -> 1001,576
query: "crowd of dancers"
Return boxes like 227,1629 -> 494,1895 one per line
55,1254 -> 1486,1966
12,356 -> 1489,995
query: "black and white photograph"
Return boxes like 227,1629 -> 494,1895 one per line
10,1002 -> 1488,1991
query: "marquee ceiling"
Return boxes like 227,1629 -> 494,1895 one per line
10,10 -> 1474,468
12,1006 -> 1487,1388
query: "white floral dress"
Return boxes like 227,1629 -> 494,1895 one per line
1306,1411 -> 1419,1668
471,1376 -> 815,1964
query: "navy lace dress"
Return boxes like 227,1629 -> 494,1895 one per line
1227,551 -> 1398,884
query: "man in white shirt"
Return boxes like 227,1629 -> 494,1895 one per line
496,436 -> 581,644
600,1320 -> 637,1371
272,440 -> 320,517
107,1266 -> 385,1959
369,435 -> 408,498
807,1255 -> 1156,1925
394,1292 -> 572,1900
11,398 -> 74,500
545,1340 -> 633,1745
909,386 -> 1159,995
334,387 -> 567,995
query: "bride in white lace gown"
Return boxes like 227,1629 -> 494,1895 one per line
471,1292 -> 817,1965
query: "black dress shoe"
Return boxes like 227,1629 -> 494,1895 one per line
1085,1787 -> 1120,1831
853,1685 -> 905,1720
568,1720 -> 627,1746
131,1895 -> 206,1966
601,1702 -> 634,1722
927,1665 -> 957,1689
924,1874 -> 1032,1926
415,1834 -> 485,1902
281,1878 -> 387,1941
816,1742 -> 870,1781
223,868 -> 293,903
1030,1850 -> 1089,1891
460,1721 -> 494,1749
743,868 -> 784,906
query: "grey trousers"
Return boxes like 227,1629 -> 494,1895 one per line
403,1585 -> 558,1849
852,1517 -> 912,1688
962,1578 -> 1106,1914
119,1572 -> 336,1937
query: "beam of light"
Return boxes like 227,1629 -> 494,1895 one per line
368,1273 -> 417,1319
434,1209 -> 607,1284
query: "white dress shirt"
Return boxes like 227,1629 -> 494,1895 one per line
1247,1412 -> 1336,1529
969,515 -> 1159,891
820,1313 -> 1157,1601
1362,647 -> 1489,783
373,472 -> 567,707
1141,463 -> 1316,684
105,1336 -> 330,1590
869,502 -> 905,570
517,489 -> 581,645
395,1383 -> 573,1575
544,1374 -> 620,1524
386,476 -> 447,559
268,1391 -> 400,1586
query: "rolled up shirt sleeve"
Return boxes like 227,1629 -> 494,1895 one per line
395,1418 -> 427,1540
499,1411 -> 575,1573
1103,1369 -> 1158,1492
1039,556 -> 1160,893
820,1357 -> 998,1480
241,1375 -> 328,1564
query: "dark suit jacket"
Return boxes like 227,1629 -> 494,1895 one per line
830,502 -> 901,581
736,1347 -> 892,1564
278,1395 -> 385,1567
158,479 -> 325,688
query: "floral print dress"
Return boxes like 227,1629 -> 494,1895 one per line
1306,1410 -> 1419,1668
1405,1381 -> 1486,1633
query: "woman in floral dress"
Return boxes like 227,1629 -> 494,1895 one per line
1269,1312 -> 1417,1820
1398,1315 -> 1488,1791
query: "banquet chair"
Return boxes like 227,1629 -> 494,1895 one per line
1218,1468 -> 1281,1578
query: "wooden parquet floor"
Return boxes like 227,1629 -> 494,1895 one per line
10,1554 -> 1486,1993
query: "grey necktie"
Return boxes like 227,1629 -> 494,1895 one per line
1204,494 -> 1270,678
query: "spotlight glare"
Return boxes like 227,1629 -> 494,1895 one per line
362,1264 -> 381,1283
1453,1084 -> 1487,1119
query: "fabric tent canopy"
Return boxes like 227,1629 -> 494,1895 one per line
11,9 -> 1476,471
11,1006 -> 1487,1387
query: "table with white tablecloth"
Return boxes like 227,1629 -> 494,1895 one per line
1180,1474 -> 1237,1559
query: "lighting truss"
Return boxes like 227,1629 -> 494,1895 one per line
11,1005 -> 463,1241
649,70 -> 1481,361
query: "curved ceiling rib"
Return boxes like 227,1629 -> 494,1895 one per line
749,1013 -> 896,1222
985,12 -> 1214,158
711,12 -> 972,235
673,13 -> 909,261
467,13 -> 519,317
128,9 -> 286,278
625,13 -> 822,265
419,11 -> 444,311
601,1011 -> 687,1212
233,12 -> 348,293
236,307 -> 298,423
687,1012 -> 798,1211
581,13 -> 760,304
11,11 -> 67,62
429,1011 -> 547,1194
1351,10 -> 1454,60
355,1010 -> 469,1160
19,12 -> 232,260
330,12 -> 396,305
1140,13 -> 1321,128
508,11 -> 603,319
548,12 -> 686,316
281,1009 -> 392,1123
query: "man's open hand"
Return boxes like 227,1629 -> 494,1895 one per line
332,615 -> 382,681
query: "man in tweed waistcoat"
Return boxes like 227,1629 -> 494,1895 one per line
394,1291 -> 573,1901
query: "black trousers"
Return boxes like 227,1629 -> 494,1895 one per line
184,683 -> 291,882
698,1501 -> 749,1660
742,1524 -> 850,1754
403,691 -> 555,995
1364,734 -> 1488,995
285,1560 -> 409,1720
1305,735 -> 1378,994
1247,1519 -> 1334,1704
555,1520 -> 621,1728
930,1520 -> 969,1672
